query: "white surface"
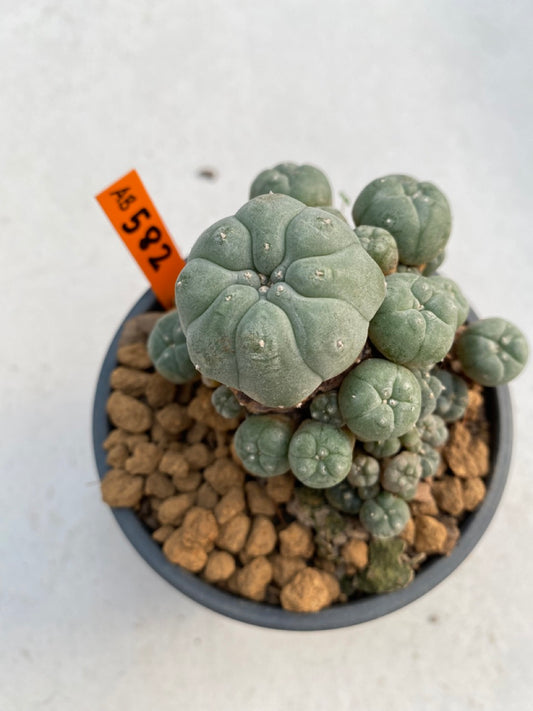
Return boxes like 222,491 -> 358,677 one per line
1,2 -> 533,710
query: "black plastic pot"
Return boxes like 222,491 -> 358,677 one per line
93,289 -> 513,631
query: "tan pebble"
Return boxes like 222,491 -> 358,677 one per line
110,366 -> 150,397
187,386 -> 241,431
118,311 -> 161,347
414,515 -> 448,554
399,517 -> 415,546
117,341 -> 152,369
280,568 -> 333,612
151,421 -> 178,446
245,481 -> 277,516
156,404 -> 192,435
269,555 -> 307,587
225,570 -> 241,595
432,476 -> 465,516
236,556 -> 273,601
101,469 -> 144,508
318,570 -> 341,603
159,451 -> 189,478
106,391 -> 153,433
462,477 -> 486,511
265,473 -> 295,503
204,550 -> 236,583
106,443 -> 129,468
245,515 -> 277,557
214,446 -> 229,458
216,513 -> 251,554
173,471 -> 202,492
124,433 -> 149,451
163,529 -> 207,572
279,522 -> 315,559
149,496 -> 163,512
440,515 -> 461,555
196,482 -> 220,509
103,429 -> 128,451
145,472 -> 175,498
204,458 -> 245,495
409,484 -> 439,516
314,558 -> 336,574
214,485 -> 246,525
181,507 -> 219,548
341,539 -> 368,569
145,373 -> 176,409
157,493 -> 196,525
152,524 -> 175,543
186,422 -> 210,445
184,442 -> 214,469
464,386 -> 485,422
125,442 -> 162,475
445,422 -> 490,478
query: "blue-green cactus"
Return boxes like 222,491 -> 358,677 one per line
357,538 -> 413,593
175,193 -> 385,408
381,452 -> 422,501
288,420 -> 354,489
456,317 -> 529,386
410,366 -> 444,419
338,358 -> 421,442
418,442 -> 442,478
211,385 -> 244,419
234,414 -> 294,477
400,427 -> 422,452
357,482 -> 381,500
363,437 -> 402,459
347,452 -> 380,488
416,413 -> 448,447
428,275 -> 469,328
250,162 -> 333,207
309,391 -> 344,426
421,250 -> 446,276
359,491 -> 411,538
369,273 -> 458,367
352,174 -> 452,266
433,369 -> 469,422
354,225 -> 399,276
325,481 -> 362,515
146,310 -> 197,384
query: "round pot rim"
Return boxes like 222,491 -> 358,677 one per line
93,289 -> 513,631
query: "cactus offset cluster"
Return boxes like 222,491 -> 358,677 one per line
144,162 -> 528,599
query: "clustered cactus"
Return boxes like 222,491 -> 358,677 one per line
147,162 -> 528,590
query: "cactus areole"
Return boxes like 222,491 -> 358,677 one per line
175,194 -> 386,408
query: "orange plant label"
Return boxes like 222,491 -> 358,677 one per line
96,169 -> 185,309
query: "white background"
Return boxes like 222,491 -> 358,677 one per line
1,2 -> 533,710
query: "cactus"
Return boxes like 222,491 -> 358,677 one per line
325,481 -> 363,515
369,273 -> 458,367
418,442 -> 442,478
352,174 -> 451,266
400,426 -> 422,452
357,482 -> 381,500
456,317 -> 528,386
357,539 -> 413,593
234,414 -> 294,477
410,367 -> 444,419
421,249 -> 446,276
433,369 -> 469,422
381,451 -> 422,500
428,275 -> 469,328
338,358 -> 421,442
309,391 -> 344,426
354,225 -> 399,275
175,193 -> 385,408
288,420 -> 355,488
347,452 -> 380,488
147,310 -> 197,384
359,491 -> 411,538
250,162 -> 333,207
363,437 -> 402,459
211,385 -> 244,419
416,413 -> 448,447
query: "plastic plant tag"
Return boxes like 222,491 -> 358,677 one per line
96,169 -> 185,309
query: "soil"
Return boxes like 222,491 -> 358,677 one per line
100,311 -> 491,613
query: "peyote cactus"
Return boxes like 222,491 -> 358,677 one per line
139,162 -> 528,606
234,414 -> 294,477
352,174 -> 452,266
175,193 -> 385,408
250,162 -> 333,207
146,310 -> 197,384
